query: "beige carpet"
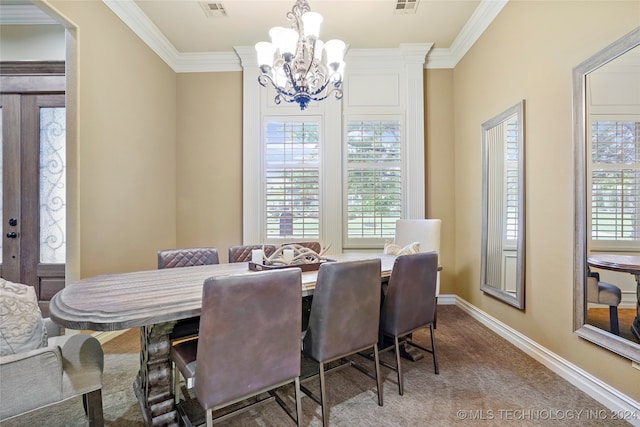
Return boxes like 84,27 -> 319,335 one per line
1,305 -> 632,426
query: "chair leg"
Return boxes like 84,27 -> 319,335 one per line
433,297 -> 438,329
84,389 -> 104,427
609,305 -> 620,336
430,323 -> 439,374
373,344 -> 383,406
394,336 -> 403,396
294,377 -> 303,427
319,361 -> 328,427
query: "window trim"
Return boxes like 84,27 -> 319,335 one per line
236,45 -> 431,252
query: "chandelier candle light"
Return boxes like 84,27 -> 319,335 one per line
255,0 -> 346,110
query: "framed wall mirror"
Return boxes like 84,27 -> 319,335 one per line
573,27 -> 640,362
480,100 -> 526,309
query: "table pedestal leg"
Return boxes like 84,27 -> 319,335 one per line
133,321 -> 179,427
400,342 -> 425,361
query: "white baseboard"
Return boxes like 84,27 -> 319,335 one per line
443,295 -> 640,427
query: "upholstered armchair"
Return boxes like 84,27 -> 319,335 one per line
587,272 -> 621,335
0,280 -> 104,426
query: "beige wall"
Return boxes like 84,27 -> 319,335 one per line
453,1 -> 639,399
176,73 -> 243,263
30,0 -> 640,402
425,68 -> 456,294
44,0 -> 178,277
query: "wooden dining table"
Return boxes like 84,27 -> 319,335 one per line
587,254 -> 640,341
48,253 -> 398,427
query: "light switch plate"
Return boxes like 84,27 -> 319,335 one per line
632,361 -> 640,371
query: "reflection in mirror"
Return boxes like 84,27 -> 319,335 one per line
481,101 -> 525,309
573,27 -> 640,362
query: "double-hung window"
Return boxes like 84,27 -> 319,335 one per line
589,117 -> 640,249
237,44 -> 429,251
345,118 -> 402,246
504,118 -> 520,244
264,118 -> 320,239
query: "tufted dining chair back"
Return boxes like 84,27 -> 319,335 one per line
157,247 -> 219,269
228,244 -> 277,263
157,247 -> 220,340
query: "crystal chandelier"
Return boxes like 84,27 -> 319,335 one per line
255,0 -> 346,110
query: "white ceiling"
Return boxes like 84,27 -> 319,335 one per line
134,0 -> 479,52
1,0 -> 509,71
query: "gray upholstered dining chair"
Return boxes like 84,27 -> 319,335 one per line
157,247 -> 219,269
228,244 -> 277,263
170,268 -> 303,426
393,219 -> 442,327
1,280 -> 104,426
379,251 -> 439,395
157,247 -> 220,340
301,259 -> 383,427
587,271 -> 621,335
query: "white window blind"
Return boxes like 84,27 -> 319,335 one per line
504,119 -> 519,242
590,120 -> 639,242
345,119 -> 402,242
264,119 -> 320,239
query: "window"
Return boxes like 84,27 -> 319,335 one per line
345,119 -> 402,244
264,119 -> 320,239
237,45 -> 429,250
590,119 -> 639,245
504,118 -> 519,243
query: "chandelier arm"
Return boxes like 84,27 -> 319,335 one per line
306,71 -> 342,97
258,73 -> 303,99
256,0 -> 344,110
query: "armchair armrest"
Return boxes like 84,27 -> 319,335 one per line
0,346 -> 63,421
0,334 -> 104,422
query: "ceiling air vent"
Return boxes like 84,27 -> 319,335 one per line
199,2 -> 227,18
394,0 -> 419,14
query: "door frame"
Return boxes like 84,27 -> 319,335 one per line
1,61 -> 65,313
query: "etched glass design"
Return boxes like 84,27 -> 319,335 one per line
0,108 -> 3,261
39,107 -> 66,263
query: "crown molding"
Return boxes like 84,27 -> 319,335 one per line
101,0 -> 507,73
425,48 -> 457,69
102,0 -> 179,70
445,0 -> 509,67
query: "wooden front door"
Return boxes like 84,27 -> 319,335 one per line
1,62 -> 66,316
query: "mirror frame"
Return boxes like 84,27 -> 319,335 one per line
573,27 -> 640,362
480,100 -> 526,309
